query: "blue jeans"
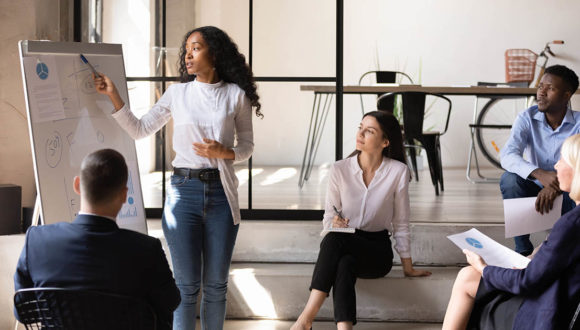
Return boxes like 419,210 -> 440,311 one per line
499,171 -> 575,256
162,175 -> 239,330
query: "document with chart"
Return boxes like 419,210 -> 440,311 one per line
447,228 -> 530,269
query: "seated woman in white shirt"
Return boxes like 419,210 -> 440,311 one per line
291,111 -> 431,330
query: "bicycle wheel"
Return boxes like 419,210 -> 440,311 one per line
475,97 -> 529,168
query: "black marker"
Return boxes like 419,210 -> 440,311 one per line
80,54 -> 100,78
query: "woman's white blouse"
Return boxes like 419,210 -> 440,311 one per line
111,80 -> 253,225
323,156 -> 411,258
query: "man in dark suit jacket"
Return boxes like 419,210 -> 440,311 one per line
14,148 -> 180,329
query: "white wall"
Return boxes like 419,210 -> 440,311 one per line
0,0 -> 52,208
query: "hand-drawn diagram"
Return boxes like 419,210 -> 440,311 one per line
63,176 -> 78,218
127,169 -> 135,195
45,131 -> 62,168
118,207 -> 138,219
96,130 -> 104,143
118,169 -> 139,219
81,73 -> 97,94
118,169 -> 138,219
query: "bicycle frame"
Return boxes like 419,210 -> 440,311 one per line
532,40 -> 564,88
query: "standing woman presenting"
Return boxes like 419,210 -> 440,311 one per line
292,111 -> 431,330
94,26 -> 261,330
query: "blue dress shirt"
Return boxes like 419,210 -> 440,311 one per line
500,105 -> 580,183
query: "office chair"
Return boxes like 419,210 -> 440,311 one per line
14,287 -> 157,330
359,70 -> 414,115
377,92 -> 452,195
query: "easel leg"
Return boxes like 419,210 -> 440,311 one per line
32,195 -> 41,227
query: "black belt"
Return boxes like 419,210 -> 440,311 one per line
173,168 -> 220,181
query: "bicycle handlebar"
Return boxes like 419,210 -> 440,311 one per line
540,40 -> 564,58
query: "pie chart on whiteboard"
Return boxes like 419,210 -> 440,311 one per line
36,61 -> 49,80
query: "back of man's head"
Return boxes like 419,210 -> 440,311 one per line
544,65 -> 579,94
80,149 -> 128,206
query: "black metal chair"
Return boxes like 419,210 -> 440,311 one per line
14,287 -> 157,330
359,70 -> 414,115
377,92 -> 452,195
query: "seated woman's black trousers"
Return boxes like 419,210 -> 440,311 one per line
309,229 -> 393,324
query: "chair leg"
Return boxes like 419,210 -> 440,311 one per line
406,139 -> 419,181
437,136 -> 444,191
420,137 -> 439,195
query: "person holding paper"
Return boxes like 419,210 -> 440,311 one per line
94,26 -> 260,330
500,65 -> 580,256
443,134 -> 580,330
291,111 -> 430,330
14,149 -> 180,329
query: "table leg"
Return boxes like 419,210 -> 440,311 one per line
299,93 -> 334,187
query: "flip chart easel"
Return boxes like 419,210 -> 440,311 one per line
19,40 -> 147,234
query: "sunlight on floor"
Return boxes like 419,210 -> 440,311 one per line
230,268 -> 277,318
259,167 -> 297,186
236,168 -> 264,186
317,163 -> 331,184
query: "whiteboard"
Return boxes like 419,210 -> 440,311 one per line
19,40 -> 147,234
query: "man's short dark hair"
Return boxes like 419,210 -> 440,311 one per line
80,149 -> 128,205
544,65 -> 579,94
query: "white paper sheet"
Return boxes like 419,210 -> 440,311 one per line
503,195 -> 562,238
23,56 -> 66,123
447,228 -> 530,269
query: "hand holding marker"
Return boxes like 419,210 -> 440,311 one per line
80,54 -> 100,78
85,54 -> 125,111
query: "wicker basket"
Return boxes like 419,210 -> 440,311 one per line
505,49 -> 538,83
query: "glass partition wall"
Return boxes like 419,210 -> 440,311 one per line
95,0 -> 339,219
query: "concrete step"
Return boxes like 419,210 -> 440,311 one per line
216,319 -> 441,329
226,263 -> 458,322
148,219 -> 545,266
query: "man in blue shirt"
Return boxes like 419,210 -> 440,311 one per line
500,65 -> 580,256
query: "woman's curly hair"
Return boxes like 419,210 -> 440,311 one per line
178,26 -> 262,118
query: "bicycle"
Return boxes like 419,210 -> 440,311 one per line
473,40 -> 564,169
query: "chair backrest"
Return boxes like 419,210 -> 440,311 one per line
358,70 -> 414,85
377,92 -> 452,139
359,71 -> 414,113
14,287 -> 157,330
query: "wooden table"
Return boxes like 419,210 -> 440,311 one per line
300,84 -> 540,96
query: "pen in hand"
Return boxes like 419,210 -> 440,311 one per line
332,205 -> 349,228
